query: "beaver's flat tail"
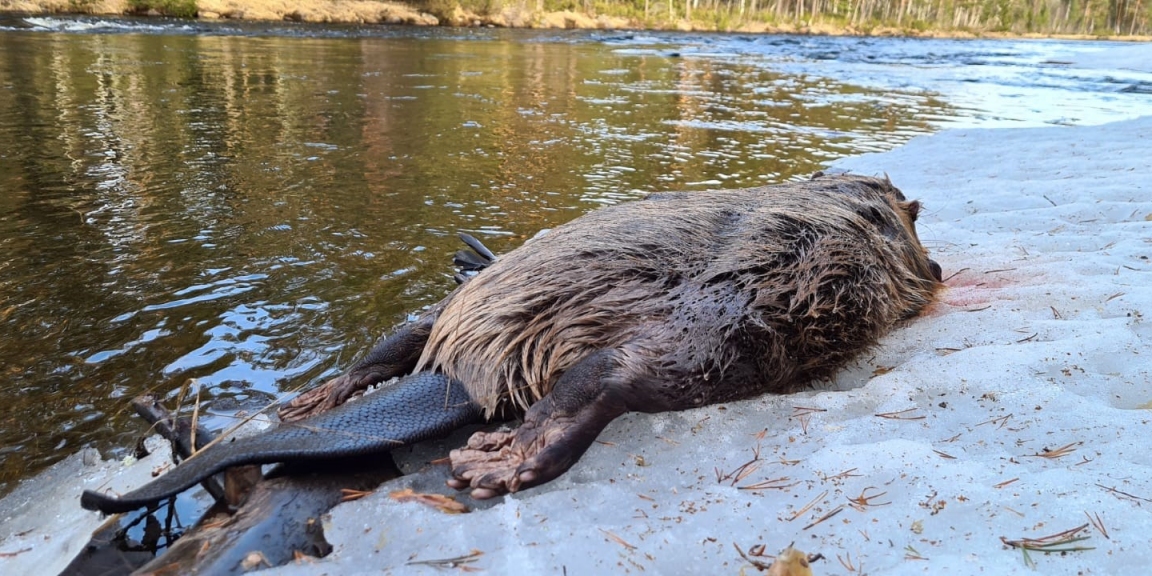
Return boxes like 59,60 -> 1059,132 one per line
81,373 -> 481,514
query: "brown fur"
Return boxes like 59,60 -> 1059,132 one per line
416,174 -> 940,418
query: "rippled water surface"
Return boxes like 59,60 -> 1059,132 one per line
1,15 -> 1149,492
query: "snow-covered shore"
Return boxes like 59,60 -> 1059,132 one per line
2,47 -> 1150,576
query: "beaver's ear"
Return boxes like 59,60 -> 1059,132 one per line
902,200 -> 922,222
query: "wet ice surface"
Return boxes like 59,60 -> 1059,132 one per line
0,423 -> 273,575
2,40 -> 1151,576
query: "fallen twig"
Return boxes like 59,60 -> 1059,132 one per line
976,414 -> 1012,429
786,491 -> 828,522
130,395 -> 226,506
390,489 -> 469,514
738,476 -> 797,491
942,267 -> 969,282
340,488 -> 373,502
1001,523 -> 1093,568
1096,483 -> 1152,505
904,544 -> 927,560
1085,511 -> 1109,539
600,529 -> 636,551
716,444 -> 763,486
847,487 -> 890,511
875,408 -> 925,420
1003,506 -> 1025,518
802,505 -> 844,530
993,477 -> 1019,489
733,542 -> 772,571
1025,442 -> 1079,459
791,406 -> 827,417
819,468 -> 861,483
406,549 -> 484,570
790,406 -> 823,435
837,552 -> 861,573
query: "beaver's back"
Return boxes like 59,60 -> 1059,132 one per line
417,175 -> 939,415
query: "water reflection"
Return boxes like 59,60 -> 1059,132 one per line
0,27 -> 948,492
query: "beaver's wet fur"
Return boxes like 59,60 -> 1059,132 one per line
420,173 -> 941,417
431,173 -> 942,496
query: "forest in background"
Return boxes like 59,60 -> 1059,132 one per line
25,0 -> 1152,36
453,0 -> 1152,35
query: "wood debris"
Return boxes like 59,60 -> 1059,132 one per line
389,489 -> 470,514
406,549 -> 484,571
875,407 -> 925,420
1025,442 -> 1079,459
1001,523 -> 1094,568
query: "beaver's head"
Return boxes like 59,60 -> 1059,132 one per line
817,173 -> 943,317
872,179 -> 943,319
892,197 -> 943,283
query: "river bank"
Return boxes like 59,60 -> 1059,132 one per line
2,0 -> 1151,40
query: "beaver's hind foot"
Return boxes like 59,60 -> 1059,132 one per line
278,374 -> 362,423
278,315 -> 439,422
447,427 -> 539,499
448,350 -> 634,499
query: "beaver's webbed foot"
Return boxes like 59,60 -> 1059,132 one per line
447,413 -> 581,499
278,317 -> 436,423
448,350 -> 631,499
278,374 -> 364,423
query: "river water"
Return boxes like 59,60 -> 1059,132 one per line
0,15 -> 1148,493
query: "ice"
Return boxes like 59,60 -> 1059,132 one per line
0,437 -> 183,576
3,43 -> 1151,576
1068,42 -> 1152,73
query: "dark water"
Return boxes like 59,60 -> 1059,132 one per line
0,16 -> 1147,493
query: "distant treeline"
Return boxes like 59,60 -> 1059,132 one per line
91,0 -> 1152,35
445,0 -> 1151,35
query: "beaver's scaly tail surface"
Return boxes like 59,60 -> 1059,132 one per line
81,373 -> 481,514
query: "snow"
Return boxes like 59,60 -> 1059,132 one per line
3,42 -> 1151,576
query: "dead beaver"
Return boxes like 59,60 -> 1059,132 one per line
81,173 -> 942,512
